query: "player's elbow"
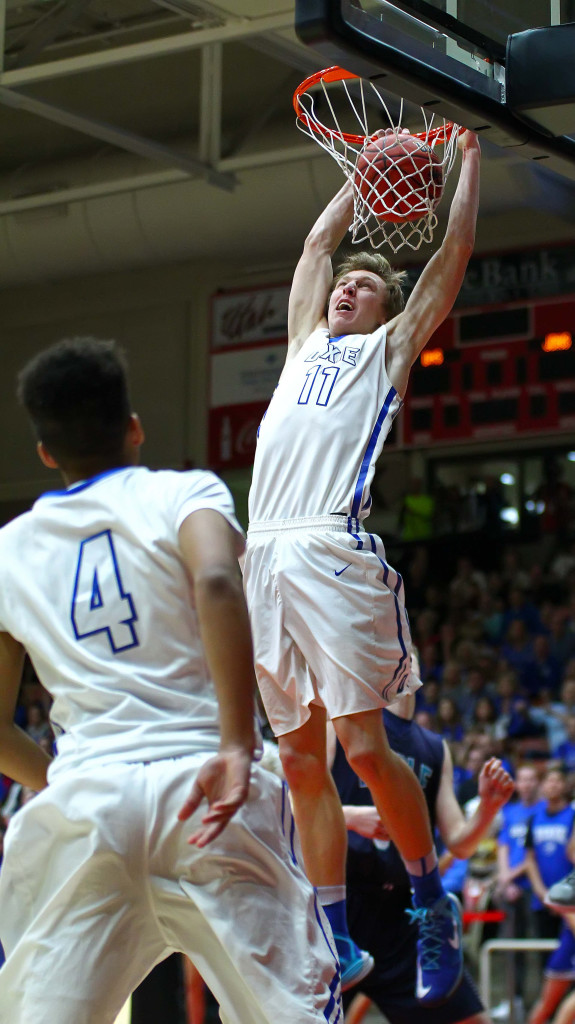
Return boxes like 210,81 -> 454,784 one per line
303,224 -> 333,258
194,564 -> 243,603
447,838 -> 471,860
444,233 -> 475,264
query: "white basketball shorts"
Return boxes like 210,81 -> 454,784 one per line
244,516 -> 421,736
0,756 -> 341,1024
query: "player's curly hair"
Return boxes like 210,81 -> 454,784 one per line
17,337 -> 131,467
332,252 -> 407,319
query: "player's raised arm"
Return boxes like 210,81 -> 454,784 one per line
287,180 -> 354,360
177,509 -> 256,846
435,749 -> 514,860
385,131 -> 480,394
0,632 -> 52,791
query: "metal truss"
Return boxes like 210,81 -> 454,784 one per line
0,2 -> 318,210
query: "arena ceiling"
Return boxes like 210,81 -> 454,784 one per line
1,0 -> 575,285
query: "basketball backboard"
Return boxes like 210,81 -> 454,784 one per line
295,0 -> 575,182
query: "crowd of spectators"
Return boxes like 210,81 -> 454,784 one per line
398,538 -> 575,1023
405,544 -> 575,767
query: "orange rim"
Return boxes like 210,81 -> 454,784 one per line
293,66 -> 461,146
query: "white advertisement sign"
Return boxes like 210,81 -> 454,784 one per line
210,344 -> 286,408
212,285 -> 289,350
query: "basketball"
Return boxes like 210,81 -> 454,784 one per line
354,132 -> 444,222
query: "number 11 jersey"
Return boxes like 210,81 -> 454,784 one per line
248,325 -> 403,524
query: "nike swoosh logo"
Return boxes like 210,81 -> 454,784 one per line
448,922 -> 461,950
334,564 -> 352,577
416,963 -> 432,999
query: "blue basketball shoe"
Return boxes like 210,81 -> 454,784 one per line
407,892 -> 463,1006
332,933 -> 374,992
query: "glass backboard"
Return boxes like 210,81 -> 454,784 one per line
296,0 -> 575,181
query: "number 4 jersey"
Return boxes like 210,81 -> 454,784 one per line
0,466 -> 243,780
248,325 -> 403,524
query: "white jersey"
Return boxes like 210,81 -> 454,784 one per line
0,466 -> 243,780
249,324 -> 402,524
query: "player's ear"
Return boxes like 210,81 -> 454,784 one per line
37,441 -> 58,469
127,413 -> 145,450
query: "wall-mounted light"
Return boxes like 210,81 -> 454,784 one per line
542,332 -> 572,352
421,349 -> 444,367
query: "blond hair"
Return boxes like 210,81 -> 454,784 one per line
332,252 -> 407,320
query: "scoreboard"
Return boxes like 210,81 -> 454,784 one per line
402,295 -> 575,447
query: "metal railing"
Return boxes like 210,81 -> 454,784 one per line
479,938 -> 559,1022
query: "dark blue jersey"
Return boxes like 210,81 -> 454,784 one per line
332,709 -> 444,899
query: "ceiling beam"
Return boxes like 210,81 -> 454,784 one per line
0,12 -> 293,87
199,42 -> 222,167
9,0 -> 93,69
0,86 -> 237,190
0,144 -> 318,215
0,0 -> 6,75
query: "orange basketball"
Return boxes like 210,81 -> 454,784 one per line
354,133 -> 444,223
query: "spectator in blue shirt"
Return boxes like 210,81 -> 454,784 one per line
495,764 -> 542,1014
436,697 -> 464,747
531,680 -> 575,752
500,621 -> 536,688
501,587 -> 545,638
522,635 -> 562,698
553,714 -> 575,772
525,767 -> 575,1024
548,607 -> 575,671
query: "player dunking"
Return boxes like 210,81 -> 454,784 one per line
243,130 -> 480,1003
0,338 -> 341,1024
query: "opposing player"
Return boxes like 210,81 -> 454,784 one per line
0,338 -> 341,1024
243,129 -> 480,1002
330,691 -> 514,1024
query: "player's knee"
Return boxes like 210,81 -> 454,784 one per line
279,746 -> 327,794
345,743 -> 382,788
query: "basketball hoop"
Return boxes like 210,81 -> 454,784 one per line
294,67 -> 463,253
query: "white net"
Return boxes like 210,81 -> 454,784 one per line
294,68 -> 461,253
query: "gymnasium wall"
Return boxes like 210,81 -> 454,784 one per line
0,258 -> 227,494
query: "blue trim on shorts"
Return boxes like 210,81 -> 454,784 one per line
351,386 -> 396,519
280,781 -> 298,867
289,814 -> 298,866
313,893 -> 342,1023
377,557 -> 409,700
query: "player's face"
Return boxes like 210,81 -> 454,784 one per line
328,270 -> 388,336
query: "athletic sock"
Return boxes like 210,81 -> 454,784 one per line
404,850 -> 444,907
317,884 -> 348,936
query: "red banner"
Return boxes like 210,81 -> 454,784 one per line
208,402 -> 267,471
